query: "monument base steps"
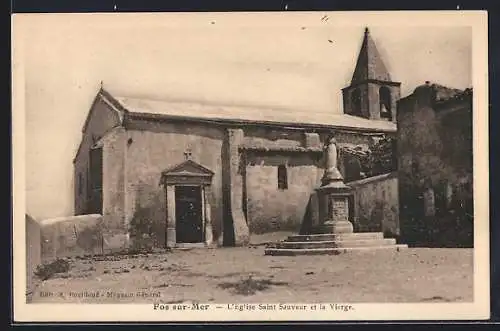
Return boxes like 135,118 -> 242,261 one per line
264,232 -> 407,256
286,232 -> 384,241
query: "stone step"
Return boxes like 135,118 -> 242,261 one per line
272,238 -> 397,249
286,232 -> 384,242
264,244 -> 408,256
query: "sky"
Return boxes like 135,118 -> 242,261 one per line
14,12 -> 473,220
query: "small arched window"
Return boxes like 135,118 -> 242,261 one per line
351,88 -> 362,116
379,86 -> 392,120
277,165 -> 288,190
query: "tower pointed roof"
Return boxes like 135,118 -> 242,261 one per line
351,27 -> 392,84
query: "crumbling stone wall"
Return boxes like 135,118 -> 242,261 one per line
40,214 -> 106,261
397,84 -> 473,247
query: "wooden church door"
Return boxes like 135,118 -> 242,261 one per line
175,186 -> 203,243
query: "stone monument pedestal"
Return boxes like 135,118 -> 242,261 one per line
313,169 -> 354,235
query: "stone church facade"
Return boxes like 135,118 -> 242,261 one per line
73,28 -> 401,248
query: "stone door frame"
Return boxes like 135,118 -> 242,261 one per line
165,183 -> 213,248
161,159 -> 214,248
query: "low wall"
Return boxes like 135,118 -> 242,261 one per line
40,214 -> 112,261
347,172 -> 400,237
26,214 -> 41,295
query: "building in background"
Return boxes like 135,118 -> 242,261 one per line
397,82 -> 473,247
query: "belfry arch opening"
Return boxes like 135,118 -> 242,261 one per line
379,86 -> 392,120
351,88 -> 362,116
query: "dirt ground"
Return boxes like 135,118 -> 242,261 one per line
27,243 -> 473,304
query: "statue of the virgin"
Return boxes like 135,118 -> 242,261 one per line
321,136 -> 345,185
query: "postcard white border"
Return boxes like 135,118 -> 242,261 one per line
12,10 -> 490,322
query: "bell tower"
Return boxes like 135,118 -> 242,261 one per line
342,27 -> 401,122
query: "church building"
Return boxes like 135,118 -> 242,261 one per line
73,28 -> 401,249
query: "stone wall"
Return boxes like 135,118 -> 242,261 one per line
397,85 -> 473,247
242,127 -> 383,235
245,152 -> 323,233
100,127 -> 127,243
242,128 -> 304,149
222,128 -> 250,246
329,131 -> 378,149
347,172 -> 400,237
124,118 -> 225,247
40,215 -> 107,261
74,95 -> 122,215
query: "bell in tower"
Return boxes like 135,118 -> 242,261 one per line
379,86 -> 392,120
341,27 -> 401,122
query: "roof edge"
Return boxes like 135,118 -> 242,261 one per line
434,87 -> 473,106
81,87 -> 128,135
125,111 -> 397,134
74,86 -> 128,163
239,145 -> 323,153
343,79 -> 402,91
80,87 -> 103,134
161,159 -> 215,176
